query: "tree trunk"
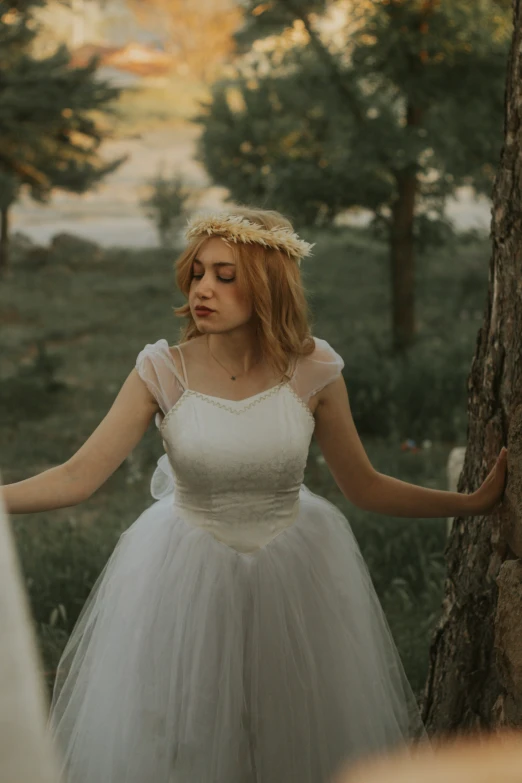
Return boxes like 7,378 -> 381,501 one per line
389,170 -> 417,353
421,0 -> 522,735
0,205 -> 9,278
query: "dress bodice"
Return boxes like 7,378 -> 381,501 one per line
136,337 -> 344,553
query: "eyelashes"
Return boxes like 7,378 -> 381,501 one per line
192,274 -> 235,284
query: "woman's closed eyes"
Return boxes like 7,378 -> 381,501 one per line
192,273 -> 235,283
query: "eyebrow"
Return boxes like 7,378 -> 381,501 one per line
193,258 -> 235,267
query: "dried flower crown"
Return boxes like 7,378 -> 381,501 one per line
185,213 -> 314,266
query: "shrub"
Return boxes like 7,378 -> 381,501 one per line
140,172 -> 199,249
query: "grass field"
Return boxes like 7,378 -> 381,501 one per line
0,224 -> 490,701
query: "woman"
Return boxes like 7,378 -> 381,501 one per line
2,207 -> 507,783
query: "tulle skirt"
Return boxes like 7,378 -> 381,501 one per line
47,461 -> 428,783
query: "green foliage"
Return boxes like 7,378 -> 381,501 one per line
0,0 -> 126,210
198,0 -> 510,228
303,226 -> 488,442
331,334 -> 470,442
140,171 -> 198,249
235,0 -> 328,51
197,55 -> 371,227
0,341 -> 66,424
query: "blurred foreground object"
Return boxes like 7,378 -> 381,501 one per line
334,730 -> 522,783
0,476 -> 61,783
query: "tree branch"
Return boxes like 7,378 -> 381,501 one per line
277,0 -> 365,125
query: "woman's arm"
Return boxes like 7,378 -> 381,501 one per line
1,369 -> 159,515
313,376 -> 479,519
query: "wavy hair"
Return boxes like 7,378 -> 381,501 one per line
173,206 -> 316,378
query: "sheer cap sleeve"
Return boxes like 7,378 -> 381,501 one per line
290,336 -> 344,403
135,339 -> 186,426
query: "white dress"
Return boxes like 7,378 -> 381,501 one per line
47,336 -> 427,783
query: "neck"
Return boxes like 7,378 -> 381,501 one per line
206,328 -> 261,374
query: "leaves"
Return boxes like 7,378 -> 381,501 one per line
0,0 -> 125,205
140,172 -> 200,249
198,0 -> 510,226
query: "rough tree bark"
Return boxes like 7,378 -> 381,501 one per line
421,0 -> 522,734
0,205 -> 9,278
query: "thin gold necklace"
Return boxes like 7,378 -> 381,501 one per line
206,334 -> 260,381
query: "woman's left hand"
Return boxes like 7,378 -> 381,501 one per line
469,446 -> 508,515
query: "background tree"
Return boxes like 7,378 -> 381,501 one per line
198,0 -> 511,351
0,0 -> 126,277
140,171 -> 200,249
422,0 -> 522,734
0,172 -> 20,277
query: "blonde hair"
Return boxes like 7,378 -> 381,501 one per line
173,206 -> 316,377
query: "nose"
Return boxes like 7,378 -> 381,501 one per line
193,273 -> 214,299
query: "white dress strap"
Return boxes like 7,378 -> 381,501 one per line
173,344 -> 189,389
135,339 -> 186,418
290,336 -> 344,403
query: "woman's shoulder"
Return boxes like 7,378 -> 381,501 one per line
291,336 -> 345,401
136,338 -> 189,391
136,338 -> 169,364
137,335 -> 203,356
306,335 -> 344,366
136,338 -> 186,377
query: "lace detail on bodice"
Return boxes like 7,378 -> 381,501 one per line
159,380 -> 292,435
